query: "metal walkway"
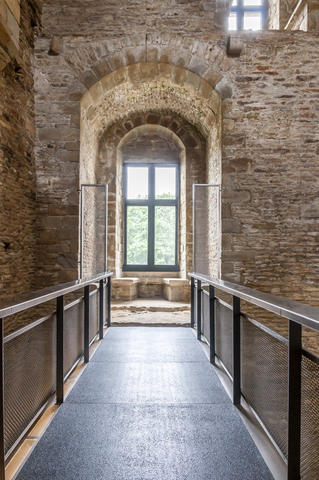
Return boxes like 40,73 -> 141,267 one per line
16,327 -> 272,480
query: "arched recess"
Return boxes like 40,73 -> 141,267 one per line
79,63 -> 222,281
95,116 -> 206,278
117,125 -> 187,278
35,36 -> 230,287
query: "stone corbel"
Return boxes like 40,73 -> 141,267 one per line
226,35 -> 244,57
48,36 -> 63,56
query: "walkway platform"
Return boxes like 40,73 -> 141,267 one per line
16,327 -> 273,480
111,298 -> 190,326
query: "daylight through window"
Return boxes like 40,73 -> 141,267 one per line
123,163 -> 179,271
228,0 -> 266,31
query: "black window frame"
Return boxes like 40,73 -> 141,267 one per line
229,0 -> 267,31
123,162 -> 180,272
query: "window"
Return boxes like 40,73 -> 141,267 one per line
228,0 -> 266,31
123,163 -> 179,271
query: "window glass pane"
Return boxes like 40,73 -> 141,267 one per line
126,206 -> 148,264
126,167 -> 148,199
155,206 -> 176,265
243,0 -> 262,5
155,167 -> 176,199
243,11 -> 262,30
231,0 -> 238,5
228,12 -> 238,31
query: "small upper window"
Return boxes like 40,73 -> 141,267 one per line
228,0 -> 266,31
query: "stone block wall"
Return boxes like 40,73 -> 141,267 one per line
40,0 -> 231,38
0,0 -> 20,69
32,27 -> 319,314
220,32 -> 319,311
0,0 -> 41,303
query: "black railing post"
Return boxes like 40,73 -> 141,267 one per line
197,280 -> 202,341
99,279 -> 104,340
287,320 -> 302,480
190,276 -> 195,328
107,276 -> 111,328
232,296 -> 241,406
84,285 -> 90,363
0,319 -> 5,480
56,295 -> 64,405
209,285 -> 215,364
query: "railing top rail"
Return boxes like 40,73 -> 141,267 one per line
189,272 -> 319,332
0,272 -> 113,319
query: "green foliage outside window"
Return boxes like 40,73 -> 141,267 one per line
155,205 -> 176,265
126,193 -> 176,266
127,206 -> 148,264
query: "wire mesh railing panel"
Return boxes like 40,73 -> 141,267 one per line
201,289 -> 210,342
89,289 -> 99,342
215,299 -> 233,376
104,283 -> 108,326
193,185 -> 220,277
241,316 -> 288,457
194,286 -> 197,328
301,355 -> 319,479
81,185 -> 107,279
4,315 -> 56,455
64,301 -> 83,377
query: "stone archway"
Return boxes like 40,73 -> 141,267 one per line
80,64 -> 220,282
78,63 -> 222,286
35,59 -> 223,285
95,116 -> 207,280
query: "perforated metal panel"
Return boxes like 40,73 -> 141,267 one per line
64,300 -> 83,377
193,184 -> 221,278
194,285 -> 197,328
241,316 -> 288,457
89,289 -> 99,342
301,355 -> 319,479
104,283 -> 108,326
4,315 -> 56,455
201,289 -> 210,342
81,184 -> 108,279
215,299 -> 233,376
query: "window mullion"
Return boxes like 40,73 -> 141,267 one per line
124,165 -> 128,266
148,165 -> 155,266
148,203 -> 155,266
238,0 -> 243,30
175,164 -> 179,266
175,204 -> 178,265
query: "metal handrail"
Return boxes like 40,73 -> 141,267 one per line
0,272 -> 113,319
0,271 -> 113,480
189,271 -> 318,479
189,272 -> 319,332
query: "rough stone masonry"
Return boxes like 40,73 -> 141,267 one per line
0,0 -> 318,350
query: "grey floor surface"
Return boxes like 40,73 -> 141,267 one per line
16,327 -> 273,480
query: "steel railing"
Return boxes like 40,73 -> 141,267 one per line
0,272 -> 113,480
189,272 -> 319,480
